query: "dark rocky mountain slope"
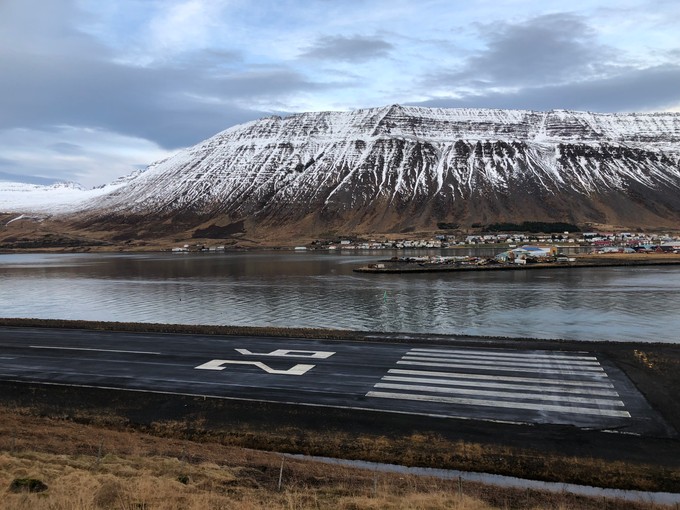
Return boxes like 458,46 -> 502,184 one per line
72,105 -> 680,238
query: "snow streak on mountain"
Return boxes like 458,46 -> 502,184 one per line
12,105 -> 680,235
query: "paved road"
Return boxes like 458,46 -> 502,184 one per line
0,327 -> 666,435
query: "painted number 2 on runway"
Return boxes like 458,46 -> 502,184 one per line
195,348 -> 336,376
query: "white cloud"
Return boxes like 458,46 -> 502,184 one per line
146,0 -> 223,59
0,127 -> 174,188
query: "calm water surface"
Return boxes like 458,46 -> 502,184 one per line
1,251 -> 679,342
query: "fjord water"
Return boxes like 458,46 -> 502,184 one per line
1,251 -> 679,342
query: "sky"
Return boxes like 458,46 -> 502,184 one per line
1,0 -> 679,188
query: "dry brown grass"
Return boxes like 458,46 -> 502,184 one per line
0,449 -> 500,510
0,449 -> 664,510
0,408 -> 673,510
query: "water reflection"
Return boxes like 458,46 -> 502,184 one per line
1,252 -> 679,342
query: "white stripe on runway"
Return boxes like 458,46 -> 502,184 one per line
405,351 -> 602,366
366,391 -> 632,418
397,360 -> 607,376
366,348 -> 632,423
401,355 -> 604,371
388,369 -> 614,388
410,348 -> 597,361
388,369 -> 613,387
381,375 -> 620,396
29,345 -> 161,355
373,383 -> 625,407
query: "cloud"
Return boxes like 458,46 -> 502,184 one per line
143,0 -> 228,64
0,0 -> 351,185
412,64 -> 680,112
299,34 -> 394,62
0,0 -> 335,152
0,126 -> 173,188
0,49 -> 327,149
49,142 -> 84,155
430,13 -> 618,90
413,12 -> 680,113
0,0 -> 96,55
0,170 -> 60,186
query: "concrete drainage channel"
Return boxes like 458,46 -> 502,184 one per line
285,454 -> 680,506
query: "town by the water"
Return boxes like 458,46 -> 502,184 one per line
347,231 -> 680,272
173,229 -> 680,256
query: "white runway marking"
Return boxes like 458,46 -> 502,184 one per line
29,345 -> 161,355
195,359 -> 315,375
397,360 -> 606,376
381,375 -> 620,396
406,350 -> 601,366
388,369 -> 614,388
367,348 -> 630,424
401,355 -> 604,371
366,391 -> 631,418
235,348 -> 335,359
373,383 -> 625,406
411,348 -> 597,361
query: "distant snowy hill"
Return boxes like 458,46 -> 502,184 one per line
0,172 -> 142,214
0,181 -> 93,214
4,105 -> 680,237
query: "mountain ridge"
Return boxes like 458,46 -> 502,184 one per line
3,105 -> 680,241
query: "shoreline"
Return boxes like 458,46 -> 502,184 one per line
0,316 -> 670,347
354,254 -> 680,273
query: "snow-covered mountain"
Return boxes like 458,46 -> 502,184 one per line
6,105 -> 680,237
0,179 -> 132,214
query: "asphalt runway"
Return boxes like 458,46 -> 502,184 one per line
0,327 -> 667,436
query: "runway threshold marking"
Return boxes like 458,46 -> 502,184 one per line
373,383 -> 624,406
387,369 -> 615,388
407,350 -> 601,365
402,356 -> 604,372
410,348 -> 597,361
396,360 -> 606,377
366,391 -> 631,418
367,348 -> 631,422
29,346 -> 161,355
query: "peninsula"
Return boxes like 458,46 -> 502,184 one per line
354,252 -> 680,273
